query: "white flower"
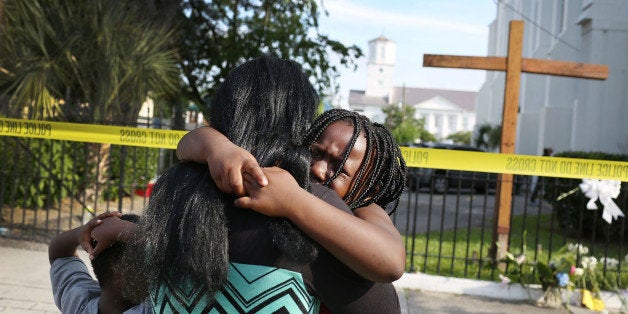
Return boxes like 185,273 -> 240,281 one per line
515,254 -> 526,265
567,243 -> 589,255
574,267 -> 584,276
588,257 -> 598,271
581,257 -> 588,268
600,257 -> 620,269
581,256 -> 598,271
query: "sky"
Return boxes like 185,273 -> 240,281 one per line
317,0 -> 498,106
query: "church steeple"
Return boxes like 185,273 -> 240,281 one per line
366,36 -> 395,97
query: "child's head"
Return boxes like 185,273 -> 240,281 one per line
91,213 -> 139,289
305,109 -> 407,213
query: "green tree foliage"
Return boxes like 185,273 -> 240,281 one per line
488,125 -> 502,150
474,122 -> 501,151
172,0 -> 363,112
0,0 -> 363,124
446,131 -> 472,145
383,104 -> 436,144
0,0 -> 180,205
474,123 -> 491,150
0,0 -> 179,125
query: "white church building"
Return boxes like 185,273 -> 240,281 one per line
348,36 -> 477,141
477,0 -> 628,155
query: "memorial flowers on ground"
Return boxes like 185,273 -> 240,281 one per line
498,242 -> 609,310
496,178 -> 625,310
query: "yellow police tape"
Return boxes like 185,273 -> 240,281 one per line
0,117 -> 626,181
400,147 -> 628,181
0,117 -> 187,149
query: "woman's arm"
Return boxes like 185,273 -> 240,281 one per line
176,126 -> 267,196
236,168 -> 406,282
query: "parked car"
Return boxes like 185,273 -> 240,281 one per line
406,143 -> 498,194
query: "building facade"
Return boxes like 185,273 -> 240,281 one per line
476,0 -> 628,155
349,36 -> 477,141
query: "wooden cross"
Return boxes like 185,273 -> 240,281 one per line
422,20 -> 608,262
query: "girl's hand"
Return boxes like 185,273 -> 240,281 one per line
234,167 -> 303,217
79,211 -> 122,259
208,143 -> 267,196
176,126 -> 267,196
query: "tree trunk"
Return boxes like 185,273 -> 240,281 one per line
83,143 -> 111,208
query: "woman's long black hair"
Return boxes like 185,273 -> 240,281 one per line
122,55 -> 319,302
304,108 -> 407,214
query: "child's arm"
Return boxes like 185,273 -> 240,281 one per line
49,211 -> 121,264
177,127 -> 267,196
236,167 -> 406,282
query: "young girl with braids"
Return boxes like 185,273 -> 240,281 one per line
177,109 -> 407,313
176,108 -> 407,283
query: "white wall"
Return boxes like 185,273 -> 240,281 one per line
476,0 -> 628,154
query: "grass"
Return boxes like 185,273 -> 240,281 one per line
402,213 -> 628,289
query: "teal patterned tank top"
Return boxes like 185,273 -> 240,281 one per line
151,262 -> 320,313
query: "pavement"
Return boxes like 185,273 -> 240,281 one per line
0,237 -> 624,314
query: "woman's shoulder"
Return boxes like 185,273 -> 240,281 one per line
309,183 -> 349,212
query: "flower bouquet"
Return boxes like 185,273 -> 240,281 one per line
499,242 -> 609,311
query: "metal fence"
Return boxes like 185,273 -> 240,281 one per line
392,170 -> 627,288
0,134 -> 626,288
0,136 -> 177,242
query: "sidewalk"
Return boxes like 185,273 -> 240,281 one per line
0,237 -> 621,313
0,239 -> 58,313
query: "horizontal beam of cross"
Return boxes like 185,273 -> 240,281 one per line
423,54 -> 608,80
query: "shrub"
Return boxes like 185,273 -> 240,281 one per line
101,145 -> 160,201
0,137 -> 162,206
0,137 -> 84,208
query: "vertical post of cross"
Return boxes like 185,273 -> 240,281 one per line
491,20 -> 523,267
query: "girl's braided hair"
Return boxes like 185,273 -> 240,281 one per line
304,108 -> 407,214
